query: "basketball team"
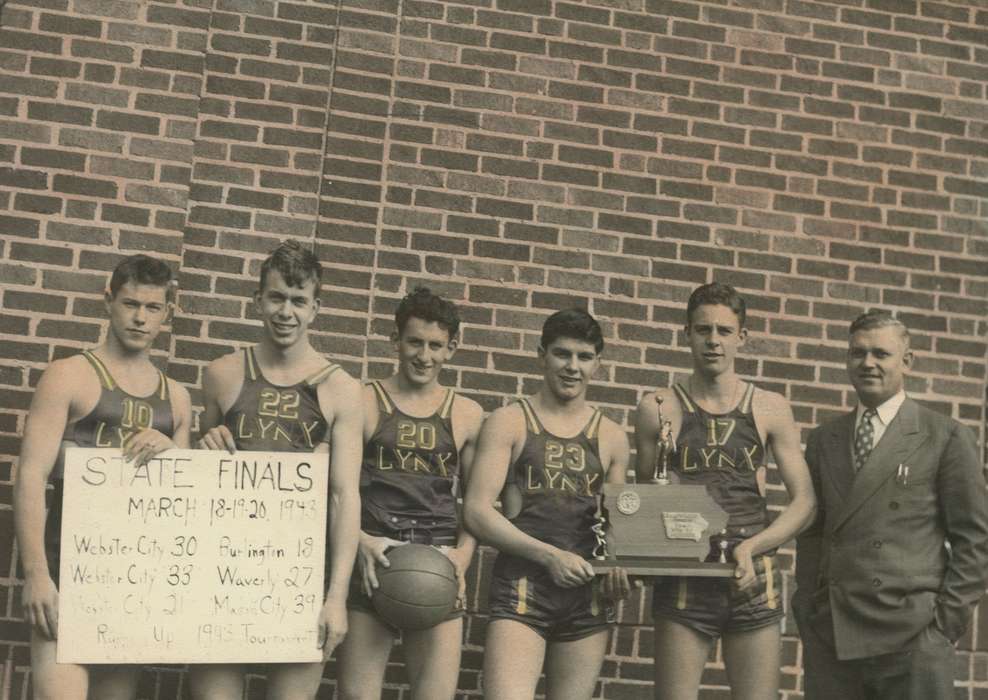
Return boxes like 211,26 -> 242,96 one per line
14,243 -> 988,700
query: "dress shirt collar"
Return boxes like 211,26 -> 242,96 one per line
855,389 -> 906,428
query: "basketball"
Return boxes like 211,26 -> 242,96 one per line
371,544 -> 459,631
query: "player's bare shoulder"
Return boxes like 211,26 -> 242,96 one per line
202,348 -> 244,390
481,400 -> 527,445
165,376 -> 192,409
36,353 -> 102,412
200,350 -> 245,417
748,383 -> 797,434
451,393 -> 484,437
596,412 -> 630,472
317,362 -> 362,423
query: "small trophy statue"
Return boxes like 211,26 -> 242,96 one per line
651,395 -> 673,485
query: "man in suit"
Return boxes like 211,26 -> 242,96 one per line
794,311 -> 988,699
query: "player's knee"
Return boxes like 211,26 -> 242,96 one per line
31,676 -> 82,700
337,686 -> 375,700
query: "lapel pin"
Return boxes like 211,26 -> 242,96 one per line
895,464 -> 909,486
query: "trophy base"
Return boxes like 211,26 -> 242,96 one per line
592,558 -> 735,578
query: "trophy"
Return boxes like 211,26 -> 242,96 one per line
651,396 -> 673,485
592,396 -> 734,577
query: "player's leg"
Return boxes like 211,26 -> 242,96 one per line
87,665 -> 141,700
722,624 -> 781,700
651,618 -> 715,700
402,616 -> 463,700
187,664 -> 246,700
29,633 -> 88,700
483,619 -> 547,700
543,629 -> 609,700
335,610 -> 396,700
265,661 -> 326,700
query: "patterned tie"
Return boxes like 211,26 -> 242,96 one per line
853,408 -> 877,472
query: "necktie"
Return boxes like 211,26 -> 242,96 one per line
853,408 -> 877,471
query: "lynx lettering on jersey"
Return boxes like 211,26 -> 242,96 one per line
670,382 -> 768,531
223,349 -> 339,453
524,440 -> 600,496
371,418 -> 455,477
93,397 -> 157,448
360,382 -> 461,534
679,418 -> 761,473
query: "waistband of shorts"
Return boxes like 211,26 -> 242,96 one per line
369,527 -> 458,546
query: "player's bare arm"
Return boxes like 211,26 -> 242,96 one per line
447,394 -> 484,602
732,388 -> 816,588
196,352 -> 243,452
166,379 -> 193,450
316,369 -> 363,659
13,356 -> 101,640
464,404 -> 594,588
633,388 -> 683,483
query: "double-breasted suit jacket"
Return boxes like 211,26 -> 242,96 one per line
795,397 -> 988,660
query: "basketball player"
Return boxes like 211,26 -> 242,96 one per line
189,241 -> 363,700
336,287 -> 483,700
464,309 -> 630,700
14,254 -> 193,700
635,282 -> 815,700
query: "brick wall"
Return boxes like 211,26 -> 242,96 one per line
1,0 -> 986,698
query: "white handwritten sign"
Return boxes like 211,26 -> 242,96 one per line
57,448 -> 327,664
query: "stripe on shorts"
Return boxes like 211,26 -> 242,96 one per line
516,576 -> 528,615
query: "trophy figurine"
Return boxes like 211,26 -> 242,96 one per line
651,395 -> 673,485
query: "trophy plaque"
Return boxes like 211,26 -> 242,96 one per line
591,395 -> 734,577
592,483 -> 734,577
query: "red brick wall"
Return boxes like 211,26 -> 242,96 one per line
2,0 -> 986,698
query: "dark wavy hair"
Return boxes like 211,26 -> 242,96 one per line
109,254 -> 176,302
686,282 -> 746,327
541,308 -> 604,354
395,287 -> 460,338
259,240 -> 322,293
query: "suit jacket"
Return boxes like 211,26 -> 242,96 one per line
794,397 -> 988,660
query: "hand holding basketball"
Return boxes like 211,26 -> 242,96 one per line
442,545 -> 471,607
371,544 -> 459,631
358,533 -> 406,597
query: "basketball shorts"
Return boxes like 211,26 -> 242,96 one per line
347,528 -> 464,632
487,553 -> 615,642
651,550 -> 783,639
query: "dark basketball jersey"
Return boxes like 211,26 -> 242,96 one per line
671,383 -> 767,530
223,347 -> 339,452
47,351 -> 176,581
360,381 -> 459,536
53,350 -> 175,479
507,399 -> 606,558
